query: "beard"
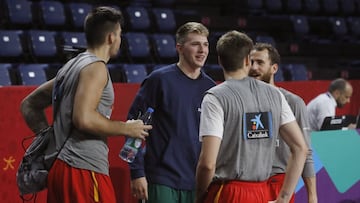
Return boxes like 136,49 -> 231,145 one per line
249,69 -> 272,84
336,100 -> 344,108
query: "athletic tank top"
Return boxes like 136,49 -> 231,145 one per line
53,52 -> 114,175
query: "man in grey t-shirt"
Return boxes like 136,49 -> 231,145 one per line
249,43 -> 317,203
195,31 -> 308,203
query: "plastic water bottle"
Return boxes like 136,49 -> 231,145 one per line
119,107 -> 154,163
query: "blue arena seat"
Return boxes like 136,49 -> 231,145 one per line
322,0 -> 339,15
124,6 -> 151,32
37,1 -> 66,28
291,15 -> 310,35
18,64 -> 49,85
0,30 -> 24,58
284,0 -> 302,13
152,0 -> 176,7
283,63 -> 309,81
3,0 -> 33,27
27,30 -> 58,61
151,8 -> 176,33
66,2 -> 93,30
347,17 -> 360,37
329,17 -> 348,36
123,32 -> 152,63
149,64 -> 167,73
303,0 -> 321,14
339,0 -> 356,15
107,64 -> 127,83
203,64 -> 224,82
150,33 -> 177,63
264,0 -> 283,13
0,64 -> 13,86
274,65 -> 284,82
60,31 -> 87,52
255,35 -> 276,47
122,64 -> 148,83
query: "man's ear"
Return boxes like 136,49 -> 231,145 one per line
245,55 -> 251,67
271,63 -> 279,74
108,32 -> 115,45
332,89 -> 341,99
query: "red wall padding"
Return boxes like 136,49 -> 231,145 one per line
0,81 -> 359,203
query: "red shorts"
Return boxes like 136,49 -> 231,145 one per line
203,180 -> 270,203
47,159 -> 116,203
268,173 -> 295,203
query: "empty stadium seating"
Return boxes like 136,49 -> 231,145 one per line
0,0 -> 358,84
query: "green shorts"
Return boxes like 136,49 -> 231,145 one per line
147,183 -> 195,203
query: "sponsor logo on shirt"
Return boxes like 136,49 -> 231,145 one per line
243,112 -> 273,139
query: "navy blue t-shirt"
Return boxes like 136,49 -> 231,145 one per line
127,64 -> 216,190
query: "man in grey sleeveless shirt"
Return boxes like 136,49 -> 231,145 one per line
195,31 -> 308,203
20,6 -> 152,203
250,43 -> 317,203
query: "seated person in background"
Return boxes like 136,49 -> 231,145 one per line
307,78 -> 354,131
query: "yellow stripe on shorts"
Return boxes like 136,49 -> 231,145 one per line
214,183 -> 224,203
91,171 -> 99,202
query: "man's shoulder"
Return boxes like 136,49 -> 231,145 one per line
279,88 -> 305,105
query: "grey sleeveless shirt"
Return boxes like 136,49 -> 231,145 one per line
53,52 -> 114,175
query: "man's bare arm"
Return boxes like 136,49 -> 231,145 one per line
195,136 -> 221,203
277,121 -> 308,203
303,176 -> 318,203
20,79 -> 54,133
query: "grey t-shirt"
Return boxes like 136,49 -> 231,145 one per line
204,77 -> 285,181
272,88 -> 315,178
53,52 -> 114,175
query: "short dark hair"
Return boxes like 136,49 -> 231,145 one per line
253,43 -> 281,65
328,78 -> 348,93
216,30 -> 253,72
84,6 -> 124,49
